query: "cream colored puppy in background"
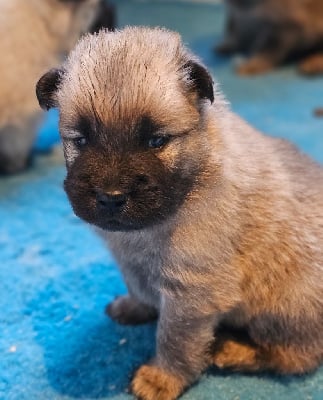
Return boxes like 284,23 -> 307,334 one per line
0,0 -> 114,174
37,27 -> 323,400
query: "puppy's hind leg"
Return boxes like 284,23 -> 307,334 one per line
106,295 -> 158,325
213,330 -> 260,372
213,331 -> 321,374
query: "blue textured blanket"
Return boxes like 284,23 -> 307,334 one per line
1,1 -> 323,399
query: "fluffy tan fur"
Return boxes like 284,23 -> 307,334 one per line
59,28 -> 207,130
0,0 -> 102,173
38,27 -> 323,399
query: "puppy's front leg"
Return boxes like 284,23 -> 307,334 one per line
132,295 -> 217,400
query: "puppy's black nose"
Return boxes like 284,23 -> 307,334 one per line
96,190 -> 127,211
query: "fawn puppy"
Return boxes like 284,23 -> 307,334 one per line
37,27 -> 323,400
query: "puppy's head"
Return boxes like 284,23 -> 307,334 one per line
36,27 -> 215,231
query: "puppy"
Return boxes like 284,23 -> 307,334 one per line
0,0 -> 114,174
216,0 -> 323,75
37,27 -> 323,400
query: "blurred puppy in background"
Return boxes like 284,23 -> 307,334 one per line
216,0 -> 323,75
0,0 -> 115,174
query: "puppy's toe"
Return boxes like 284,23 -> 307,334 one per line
131,364 -> 184,400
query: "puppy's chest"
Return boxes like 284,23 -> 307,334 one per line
106,232 -> 166,307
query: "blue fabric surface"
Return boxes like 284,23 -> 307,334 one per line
1,1 -> 323,399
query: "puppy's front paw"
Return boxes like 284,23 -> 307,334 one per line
132,365 -> 184,400
105,295 -> 157,325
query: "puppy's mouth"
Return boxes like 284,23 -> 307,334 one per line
95,217 -> 146,232
81,209 -> 164,232
64,179 -> 167,231
98,220 -> 129,231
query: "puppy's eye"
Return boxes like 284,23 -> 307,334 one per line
73,137 -> 87,148
148,136 -> 170,149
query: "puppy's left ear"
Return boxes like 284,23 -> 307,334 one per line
184,60 -> 214,104
36,68 -> 65,111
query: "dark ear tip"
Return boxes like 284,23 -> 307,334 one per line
36,68 -> 64,110
184,60 -> 214,104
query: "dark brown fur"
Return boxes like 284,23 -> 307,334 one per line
62,114 -> 201,231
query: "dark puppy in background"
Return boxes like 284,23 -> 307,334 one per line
37,27 -> 323,400
216,0 -> 323,75
0,0 -> 114,174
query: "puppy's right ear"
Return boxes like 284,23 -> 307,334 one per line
36,68 -> 65,111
